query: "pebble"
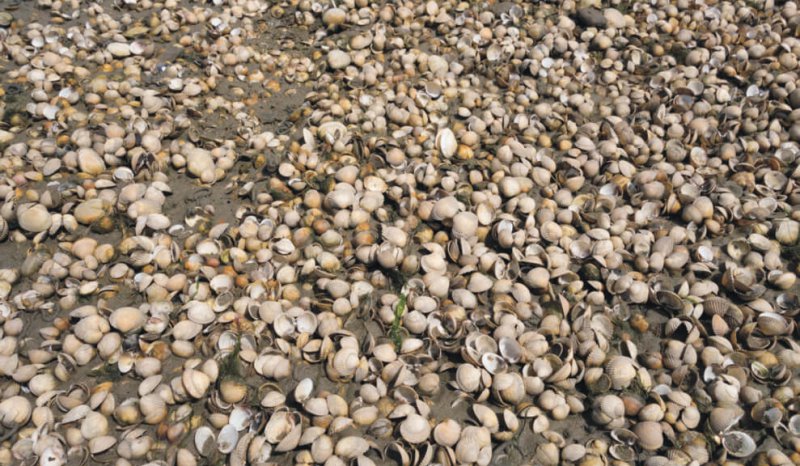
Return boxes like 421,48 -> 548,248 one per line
575,7 -> 607,28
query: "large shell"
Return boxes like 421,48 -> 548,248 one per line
334,436 -> 369,458
605,356 -> 637,390
757,312 -> 792,336
217,424 -> 239,454
182,369 -> 211,399
195,426 -> 216,457
633,421 -> 663,451
721,431 -> 756,458
399,414 -> 431,444
433,419 -> 461,447
708,405 -> 744,433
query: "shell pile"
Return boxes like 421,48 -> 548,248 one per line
1,0 -> 800,465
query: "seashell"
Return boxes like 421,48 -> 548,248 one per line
721,431 -> 756,458
654,290 -> 683,313
229,406 -> 253,431
294,378 -> 314,403
757,312 -> 791,336
220,379 -> 248,405
18,204 -> 53,234
327,49 -> 351,69
452,212 -> 479,239
456,363 -> 481,392
633,421 -> 663,451
107,42 -> 131,57
788,414 -> 800,435
195,426 -> 216,457
467,273 -> 493,293
3,0 -> 798,459
217,424 -> 239,454
139,393 -> 167,424
703,297 -> 730,316
399,414 -> 431,444
182,369 -> 211,399
436,128 -> 457,158
432,197 -> 461,221
481,352 -> 508,374
187,301 -> 215,325
109,307 -> 146,333
172,320 -> 203,340
334,436 -> 369,458
331,347 -> 360,378
750,398 -> 784,427
433,419 -> 461,447
498,337 -> 523,363
81,412 -> 109,439
592,395 -> 625,427
726,239 -> 751,261
89,436 -> 117,455
709,405 -> 744,433
776,220 -> 800,245
609,444 -> 636,462
0,396 -> 31,427
606,356 -> 637,390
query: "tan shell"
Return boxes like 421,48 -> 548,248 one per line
109,307 -> 146,333
433,419 -> 461,447
182,369 -> 211,399
633,421 -> 663,451
89,436 -> 117,455
334,436 -> 369,459
139,394 -> 168,424
592,395 -> 624,426
0,396 -> 31,427
81,411 -> 109,439
757,312 -> 792,336
605,356 -> 637,390
17,204 -> 52,233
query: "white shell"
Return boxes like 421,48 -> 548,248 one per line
217,424 -> 239,453
436,128 -> 457,158
399,414 -> 431,444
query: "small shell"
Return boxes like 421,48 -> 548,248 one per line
436,128 -> 457,158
